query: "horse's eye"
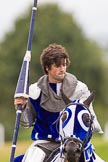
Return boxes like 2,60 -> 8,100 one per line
82,113 -> 91,126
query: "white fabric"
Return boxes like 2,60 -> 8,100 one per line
29,82 -> 41,99
57,83 -> 62,96
71,80 -> 90,101
22,147 -> 45,162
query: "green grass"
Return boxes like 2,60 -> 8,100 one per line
0,140 -> 31,162
92,135 -> 108,161
0,135 -> 108,162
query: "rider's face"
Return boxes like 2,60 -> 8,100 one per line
47,60 -> 67,83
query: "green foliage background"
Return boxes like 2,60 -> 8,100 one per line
0,4 -> 108,141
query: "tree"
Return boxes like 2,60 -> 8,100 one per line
0,4 -> 107,140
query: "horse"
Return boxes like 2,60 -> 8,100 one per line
21,92 -> 98,162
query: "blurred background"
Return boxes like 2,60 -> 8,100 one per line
0,0 -> 108,161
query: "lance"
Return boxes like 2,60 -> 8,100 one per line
10,0 -> 38,161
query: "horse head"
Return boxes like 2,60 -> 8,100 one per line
61,92 -> 95,162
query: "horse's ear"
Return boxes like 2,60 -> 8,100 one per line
83,91 -> 95,107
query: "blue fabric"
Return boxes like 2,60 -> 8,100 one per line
14,155 -> 24,162
30,83 -> 60,141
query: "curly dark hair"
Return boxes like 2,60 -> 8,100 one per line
40,43 -> 71,74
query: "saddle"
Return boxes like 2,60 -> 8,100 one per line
36,140 -> 60,162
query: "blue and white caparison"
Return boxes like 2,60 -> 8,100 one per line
51,97 -> 96,162
61,100 -> 95,162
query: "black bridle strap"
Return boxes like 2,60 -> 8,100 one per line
81,121 -> 93,152
45,147 -> 60,162
81,103 -> 94,151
